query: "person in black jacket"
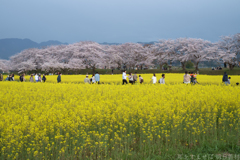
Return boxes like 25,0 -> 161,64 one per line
42,74 -> 46,82
20,74 -> 23,82
222,72 -> 228,85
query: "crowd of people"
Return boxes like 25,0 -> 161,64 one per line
121,70 -> 166,85
84,72 -> 100,84
0,71 -> 239,85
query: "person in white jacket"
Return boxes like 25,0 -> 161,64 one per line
159,74 -> 165,84
122,70 -> 128,85
35,74 -> 39,82
151,73 -> 157,84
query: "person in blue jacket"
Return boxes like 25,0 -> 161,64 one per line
95,72 -> 100,84
57,73 -> 61,83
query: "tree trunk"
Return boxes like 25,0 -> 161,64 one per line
159,64 -> 164,71
168,61 -> 173,71
228,63 -> 234,70
195,62 -> 199,71
181,62 -> 186,70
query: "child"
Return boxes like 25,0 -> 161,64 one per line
228,77 -> 231,84
139,75 -> 144,84
193,78 -> 199,85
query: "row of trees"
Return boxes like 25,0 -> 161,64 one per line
0,34 -> 239,73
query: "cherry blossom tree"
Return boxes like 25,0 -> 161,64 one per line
0,59 -> 10,72
154,39 -> 179,70
180,38 -> 211,70
218,35 -> 238,70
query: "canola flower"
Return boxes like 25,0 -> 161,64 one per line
3,73 -> 240,85
0,74 -> 240,159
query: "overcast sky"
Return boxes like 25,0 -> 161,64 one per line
0,0 -> 239,44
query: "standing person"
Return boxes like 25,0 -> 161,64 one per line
84,75 -> 90,84
222,72 -> 228,85
159,74 -> 165,84
42,74 -> 46,82
151,73 -> 157,84
183,71 -> 191,84
91,74 -> 96,84
122,70 -> 128,85
133,72 -> 138,84
190,72 -> 194,83
30,74 -> 34,82
38,74 -> 42,82
128,73 -> 134,84
112,69 -> 114,75
95,72 -> 100,84
57,73 -> 62,83
0,74 -> 3,81
139,75 -> 144,84
35,74 -> 39,82
22,73 -> 26,82
20,74 -> 23,82
12,74 -> 15,81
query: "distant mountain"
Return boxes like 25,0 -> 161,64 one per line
0,38 -> 68,59
100,42 -> 121,45
100,41 -> 157,45
0,39 -> 157,60
137,41 -> 157,45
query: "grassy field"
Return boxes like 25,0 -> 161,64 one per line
0,74 -> 240,159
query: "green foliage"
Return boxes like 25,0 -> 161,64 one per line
186,61 -> 194,69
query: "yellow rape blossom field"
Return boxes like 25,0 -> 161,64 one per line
0,74 -> 240,159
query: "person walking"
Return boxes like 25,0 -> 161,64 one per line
35,74 -> 39,82
30,74 -> 34,82
151,73 -> 157,84
139,75 -> 144,84
0,74 -> 3,81
122,70 -> 128,85
42,74 -> 46,82
95,72 -> 100,84
128,73 -> 134,84
159,74 -> 165,84
183,71 -> 191,84
57,73 -> 62,83
133,72 -> 138,84
222,72 -> 228,85
84,75 -> 90,84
